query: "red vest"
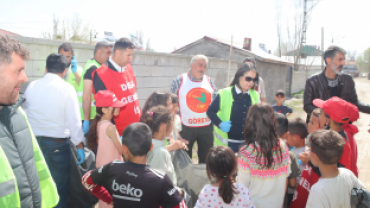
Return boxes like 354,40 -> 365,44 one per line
93,63 -> 141,136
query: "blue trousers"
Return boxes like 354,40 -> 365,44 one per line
228,141 -> 243,153
36,137 -> 71,208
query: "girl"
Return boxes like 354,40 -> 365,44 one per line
195,146 -> 255,208
237,104 -> 290,208
87,90 -> 124,208
207,63 -> 260,152
141,106 -> 183,185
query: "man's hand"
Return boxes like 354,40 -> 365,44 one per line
71,56 -> 78,73
83,120 -> 90,135
76,142 -> 85,165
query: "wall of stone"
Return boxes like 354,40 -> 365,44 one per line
13,36 -> 239,107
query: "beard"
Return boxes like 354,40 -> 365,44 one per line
331,62 -> 343,75
0,89 -> 19,106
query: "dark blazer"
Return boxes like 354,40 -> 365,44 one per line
303,68 -> 370,121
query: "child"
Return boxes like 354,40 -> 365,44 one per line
86,90 -> 125,208
306,130 -> 364,208
141,106 -> 186,186
272,89 -> 293,117
237,104 -> 290,208
171,93 -> 182,141
195,146 -> 255,208
82,123 -> 187,208
275,113 -> 301,207
307,108 -> 322,134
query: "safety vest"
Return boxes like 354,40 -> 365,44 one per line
66,66 -> 83,92
214,87 -> 260,146
78,59 -> 101,120
0,108 -> 59,208
178,74 -> 215,127
92,63 -> 141,136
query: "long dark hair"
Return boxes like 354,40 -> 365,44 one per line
140,106 -> 173,135
242,103 -> 282,169
230,63 -> 259,88
87,107 -> 115,152
141,91 -> 172,119
206,146 -> 237,204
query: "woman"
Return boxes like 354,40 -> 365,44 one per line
207,63 -> 260,152
237,104 -> 290,208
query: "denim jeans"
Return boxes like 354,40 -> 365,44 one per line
36,136 -> 71,208
228,141 -> 243,153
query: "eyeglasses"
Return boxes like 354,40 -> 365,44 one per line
245,76 -> 258,82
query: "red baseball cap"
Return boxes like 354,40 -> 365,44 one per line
313,96 -> 359,123
94,90 -> 126,108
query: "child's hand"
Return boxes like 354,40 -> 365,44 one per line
299,151 -> 310,164
178,136 -> 189,145
173,140 -> 188,151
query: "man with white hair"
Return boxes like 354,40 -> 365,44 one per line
170,54 -> 217,163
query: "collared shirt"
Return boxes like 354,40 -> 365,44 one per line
170,71 -> 217,99
22,73 -> 84,145
235,85 -> 250,94
109,57 -> 126,72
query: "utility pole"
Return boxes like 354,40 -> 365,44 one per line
321,27 -> 324,70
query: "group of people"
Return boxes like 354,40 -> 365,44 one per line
0,33 -> 369,208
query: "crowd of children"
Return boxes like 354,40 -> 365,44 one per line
81,85 -> 365,208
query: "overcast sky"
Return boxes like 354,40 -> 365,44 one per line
1,0 -> 369,56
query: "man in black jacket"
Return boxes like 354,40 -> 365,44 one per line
304,45 -> 370,122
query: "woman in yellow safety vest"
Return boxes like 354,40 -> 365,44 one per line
207,63 -> 260,152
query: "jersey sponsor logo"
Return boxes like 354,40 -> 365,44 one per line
186,87 -> 211,113
126,171 -> 138,178
112,180 -> 143,201
188,117 -> 210,124
167,187 -> 177,196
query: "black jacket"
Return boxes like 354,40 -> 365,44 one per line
303,69 -> 370,121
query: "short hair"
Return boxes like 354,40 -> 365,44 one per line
0,35 -> 29,68
275,89 -> 286,97
190,54 -> 209,65
323,45 -> 346,65
121,122 -> 153,156
58,43 -> 74,55
312,108 -> 321,118
242,57 -> 257,68
288,118 -> 308,139
46,53 -> 68,74
171,93 -> 179,104
113,38 -> 135,52
309,130 -> 345,164
94,41 -> 113,55
275,113 -> 288,137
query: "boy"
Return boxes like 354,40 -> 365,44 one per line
313,96 -> 359,176
287,118 -> 308,202
82,123 -> 187,208
306,130 -> 364,208
272,89 -> 293,117
171,94 -> 181,141
307,108 -> 322,134
275,113 -> 301,206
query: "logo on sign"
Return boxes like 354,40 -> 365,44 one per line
186,87 -> 211,113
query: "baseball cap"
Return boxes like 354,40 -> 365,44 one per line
94,90 -> 126,108
313,96 -> 359,123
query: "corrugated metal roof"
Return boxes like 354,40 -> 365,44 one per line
172,36 -> 293,65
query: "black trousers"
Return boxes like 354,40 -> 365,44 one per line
180,124 -> 214,164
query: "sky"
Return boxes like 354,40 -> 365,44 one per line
1,0 -> 370,57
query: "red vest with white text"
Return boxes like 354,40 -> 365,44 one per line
93,63 -> 141,135
178,74 -> 214,127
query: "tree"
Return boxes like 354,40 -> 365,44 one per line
42,14 -> 93,43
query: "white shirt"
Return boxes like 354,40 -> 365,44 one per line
235,85 -> 250,94
109,57 -> 126,72
22,73 -> 84,145
306,168 -> 364,208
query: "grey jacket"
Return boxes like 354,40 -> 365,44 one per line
0,97 -> 42,208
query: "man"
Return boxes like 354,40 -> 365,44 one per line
243,57 -> 267,103
80,41 -> 112,133
303,45 -> 370,122
22,53 -> 85,208
0,35 -> 59,207
90,38 -> 141,136
170,54 -> 217,164
58,43 -> 83,92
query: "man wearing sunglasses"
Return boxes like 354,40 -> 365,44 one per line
303,46 -> 370,123
170,54 -> 217,164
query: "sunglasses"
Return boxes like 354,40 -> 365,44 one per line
245,76 -> 258,82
